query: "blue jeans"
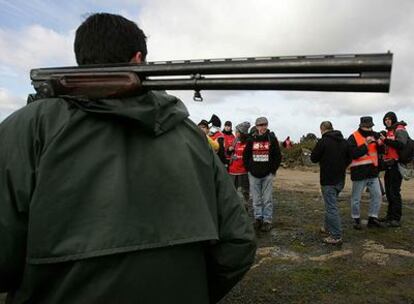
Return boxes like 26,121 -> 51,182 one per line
321,182 -> 344,239
248,173 -> 274,223
351,178 -> 382,219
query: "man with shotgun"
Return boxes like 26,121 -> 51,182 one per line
0,12 -> 393,304
0,13 -> 256,304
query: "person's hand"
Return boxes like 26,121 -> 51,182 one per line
380,134 -> 386,141
366,136 -> 375,144
228,146 -> 234,151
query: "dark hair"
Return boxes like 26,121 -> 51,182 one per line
198,120 -> 209,128
320,121 -> 333,132
74,13 -> 147,65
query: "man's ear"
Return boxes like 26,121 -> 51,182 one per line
130,51 -> 143,63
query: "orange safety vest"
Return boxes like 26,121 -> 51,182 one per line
350,131 -> 378,167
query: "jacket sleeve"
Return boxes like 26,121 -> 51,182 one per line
206,153 -> 256,303
0,112 -> 35,292
271,135 -> 282,171
216,137 -> 228,165
310,139 -> 324,163
242,139 -> 253,171
347,135 -> 368,159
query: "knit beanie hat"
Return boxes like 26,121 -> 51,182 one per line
236,122 -> 251,134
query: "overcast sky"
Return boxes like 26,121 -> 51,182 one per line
1,0 -> 413,140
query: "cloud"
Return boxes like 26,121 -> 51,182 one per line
133,0 -> 414,140
1,0 -> 413,140
0,24 -> 75,118
0,25 -> 75,73
0,87 -> 25,120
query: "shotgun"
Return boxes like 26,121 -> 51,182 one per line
29,52 -> 393,102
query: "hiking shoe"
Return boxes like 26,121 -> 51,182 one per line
260,222 -> 272,232
353,218 -> 362,230
379,216 -> 391,223
323,236 -> 343,245
253,218 -> 263,231
386,220 -> 401,228
367,217 -> 385,228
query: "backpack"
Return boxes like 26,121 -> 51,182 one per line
398,136 -> 414,164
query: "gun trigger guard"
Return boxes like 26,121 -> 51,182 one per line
192,73 -> 203,102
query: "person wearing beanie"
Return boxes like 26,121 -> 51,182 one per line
208,114 -> 227,165
243,117 -> 282,232
348,116 -> 385,230
379,111 -> 410,227
228,122 -> 251,207
223,121 -> 236,167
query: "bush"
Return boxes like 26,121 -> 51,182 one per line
281,140 -> 317,168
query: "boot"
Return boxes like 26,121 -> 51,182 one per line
253,218 -> 263,231
367,217 -> 384,228
353,218 -> 362,230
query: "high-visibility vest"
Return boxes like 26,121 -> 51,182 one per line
350,130 -> 378,167
384,125 -> 406,160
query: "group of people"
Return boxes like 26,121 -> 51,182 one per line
198,111 -> 411,246
311,113 -> 411,245
198,115 -> 282,232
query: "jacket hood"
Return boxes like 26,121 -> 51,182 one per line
383,111 -> 398,127
390,120 -> 407,130
323,130 -> 344,141
63,91 -> 189,136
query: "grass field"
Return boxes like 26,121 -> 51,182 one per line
220,179 -> 414,304
2,169 -> 413,304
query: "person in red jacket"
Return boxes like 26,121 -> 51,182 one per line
223,121 -> 236,166
228,122 -> 251,207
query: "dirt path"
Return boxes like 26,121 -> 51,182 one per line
276,167 -> 414,202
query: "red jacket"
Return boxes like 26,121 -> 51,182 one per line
223,132 -> 235,160
228,140 -> 248,175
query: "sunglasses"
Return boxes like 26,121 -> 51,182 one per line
256,123 -> 268,127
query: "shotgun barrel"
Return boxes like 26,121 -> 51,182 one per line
29,52 -> 393,102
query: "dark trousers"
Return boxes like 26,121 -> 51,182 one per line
231,174 -> 250,201
384,163 -> 403,221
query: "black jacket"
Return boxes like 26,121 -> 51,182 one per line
347,128 -> 384,181
243,130 -> 281,178
310,130 -> 350,186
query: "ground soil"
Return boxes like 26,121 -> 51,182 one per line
220,168 -> 414,304
2,168 -> 413,303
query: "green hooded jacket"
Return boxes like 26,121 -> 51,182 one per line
0,91 -> 256,304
